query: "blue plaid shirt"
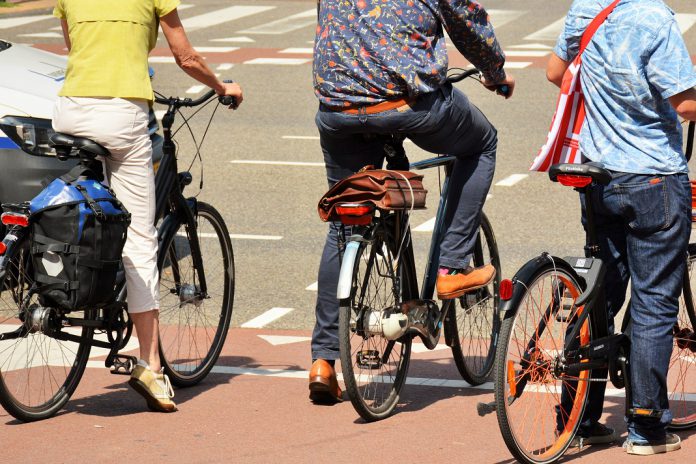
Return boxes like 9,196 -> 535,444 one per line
555,0 -> 696,174
313,0 -> 506,109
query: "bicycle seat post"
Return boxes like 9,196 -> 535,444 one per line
582,185 -> 601,259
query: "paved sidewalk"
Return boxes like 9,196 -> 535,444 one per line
0,0 -> 55,15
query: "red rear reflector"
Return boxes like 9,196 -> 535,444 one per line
500,279 -> 513,301
335,204 -> 373,216
0,242 -> 6,255
557,174 -> 592,188
335,204 -> 374,225
1,213 -> 29,227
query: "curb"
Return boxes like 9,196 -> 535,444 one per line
0,0 -> 56,16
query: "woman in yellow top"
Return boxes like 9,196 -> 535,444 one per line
53,0 -> 243,412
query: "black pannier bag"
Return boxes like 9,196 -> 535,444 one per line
28,165 -> 131,311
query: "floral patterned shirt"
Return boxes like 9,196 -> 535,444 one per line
313,0 -> 506,109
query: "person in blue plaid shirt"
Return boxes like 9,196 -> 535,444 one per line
547,0 -> 696,455
308,0 -> 515,404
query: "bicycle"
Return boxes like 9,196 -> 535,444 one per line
486,124 -> 696,463
0,89 -> 235,422
334,68 -> 502,421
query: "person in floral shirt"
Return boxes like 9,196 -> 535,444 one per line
309,0 -> 514,404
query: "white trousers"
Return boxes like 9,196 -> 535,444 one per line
53,96 -> 159,313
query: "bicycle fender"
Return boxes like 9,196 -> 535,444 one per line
500,254 -> 585,314
337,240 -> 360,300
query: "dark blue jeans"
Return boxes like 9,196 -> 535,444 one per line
311,84 -> 497,361
559,171 -> 690,441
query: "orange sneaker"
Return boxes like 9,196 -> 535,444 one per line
436,264 -> 496,300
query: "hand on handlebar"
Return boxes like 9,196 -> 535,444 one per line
483,74 -> 515,99
217,81 -> 244,109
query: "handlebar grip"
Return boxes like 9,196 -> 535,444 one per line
219,95 -> 237,107
497,85 -> 511,98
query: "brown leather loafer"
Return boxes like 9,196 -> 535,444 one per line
309,359 -> 343,404
436,264 -> 496,300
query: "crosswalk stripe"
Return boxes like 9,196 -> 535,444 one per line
186,85 -> 206,94
414,217 -> 436,232
194,46 -> 239,53
18,32 -> 63,39
149,57 -> 177,64
0,14 -> 53,30
306,282 -> 318,291
239,8 -> 316,35
504,62 -> 533,69
258,335 -> 311,345
182,5 -> 276,31
676,13 -> 696,35
510,43 -> 553,50
496,174 -> 528,187
504,50 -> 550,57
524,17 -> 565,42
243,57 -> 311,65
488,9 -> 526,29
217,63 -> 234,70
280,47 -> 314,54
211,36 -> 255,43
241,307 -> 294,328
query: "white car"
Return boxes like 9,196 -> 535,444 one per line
0,40 -> 162,208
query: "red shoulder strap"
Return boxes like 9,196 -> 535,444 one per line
579,0 -> 621,54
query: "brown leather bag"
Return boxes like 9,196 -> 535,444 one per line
318,167 -> 428,222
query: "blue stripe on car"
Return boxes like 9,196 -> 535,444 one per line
0,137 -> 19,149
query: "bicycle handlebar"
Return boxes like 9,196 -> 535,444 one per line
154,80 -> 237,108
446,67 -> 511,97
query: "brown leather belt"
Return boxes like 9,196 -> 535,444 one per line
339,97 -> 413,115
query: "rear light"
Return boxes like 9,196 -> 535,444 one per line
335,203 -> 374,226
1,213 -> 29,227
500,279 -> 513,301
557,174 -> 592,188
0,242 -> 6,255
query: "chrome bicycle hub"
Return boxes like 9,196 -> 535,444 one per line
178,283 -> 203,307
28,306 -> 58,334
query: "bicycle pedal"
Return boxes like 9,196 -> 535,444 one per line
109,355 -> 138,375
356,350 -> 382,369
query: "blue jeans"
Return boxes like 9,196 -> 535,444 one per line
559,171 -> 690,441
311,84 -> 497,361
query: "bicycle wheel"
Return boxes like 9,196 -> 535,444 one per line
446,212 -> 501,385
0,234 -> 94,422
667,243 -> 696,430
339,216 -> 413,422
495,259 -> 590,464
158,202 -> 234,387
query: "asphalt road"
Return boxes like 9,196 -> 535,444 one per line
3,0 -> 695,332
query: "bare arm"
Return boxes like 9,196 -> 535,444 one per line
159,9 -> 243,106
669,88 -> 696,121
546,54 -> 570,88
60,19 -> 71,51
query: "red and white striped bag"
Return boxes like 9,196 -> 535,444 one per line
530,0 -> 620,172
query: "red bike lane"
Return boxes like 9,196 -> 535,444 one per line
2,327 -> 694,463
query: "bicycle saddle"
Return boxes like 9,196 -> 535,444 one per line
549,162 -> 611,186
50,133 -> 110,160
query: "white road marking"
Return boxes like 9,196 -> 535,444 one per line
496,174 -> 529,187
0,14 -> 53,30
149,57 -> 177,64
241,307 -> 294,328
279,47 -> 313,54
524,17 -> 565,42
194,46 -> 239,53
177,231 -> 283,240
306,281 -> 318,291
504,62 -> 533,69
676,13 -> 696,35
282,135 -> 319,140
231,160 -> 324,167
243,57 -> 311,65
504,50 -> 550,57
257,335 -> 312,346
155,110 -> 166,120
178,3 -> 195,10
239,8 -> 316,35
487,9 -> 526,29
414,217 -> 436,232
509,43 -> 553,50
18,32 -> 63,38
182,5 -> 276,31
211,36 -> 255,43
217,63 -> 234,71
186,85 -> 206,94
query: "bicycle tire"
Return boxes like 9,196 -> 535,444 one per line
445,212 -> 501,385
495,257 -> 591,464
0,234 -> 94,422
667,243 -> 696,430
158,202 -> 234,387
339,216 -> 413,422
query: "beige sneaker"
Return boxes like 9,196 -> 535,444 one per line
128,360 -> 177,412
